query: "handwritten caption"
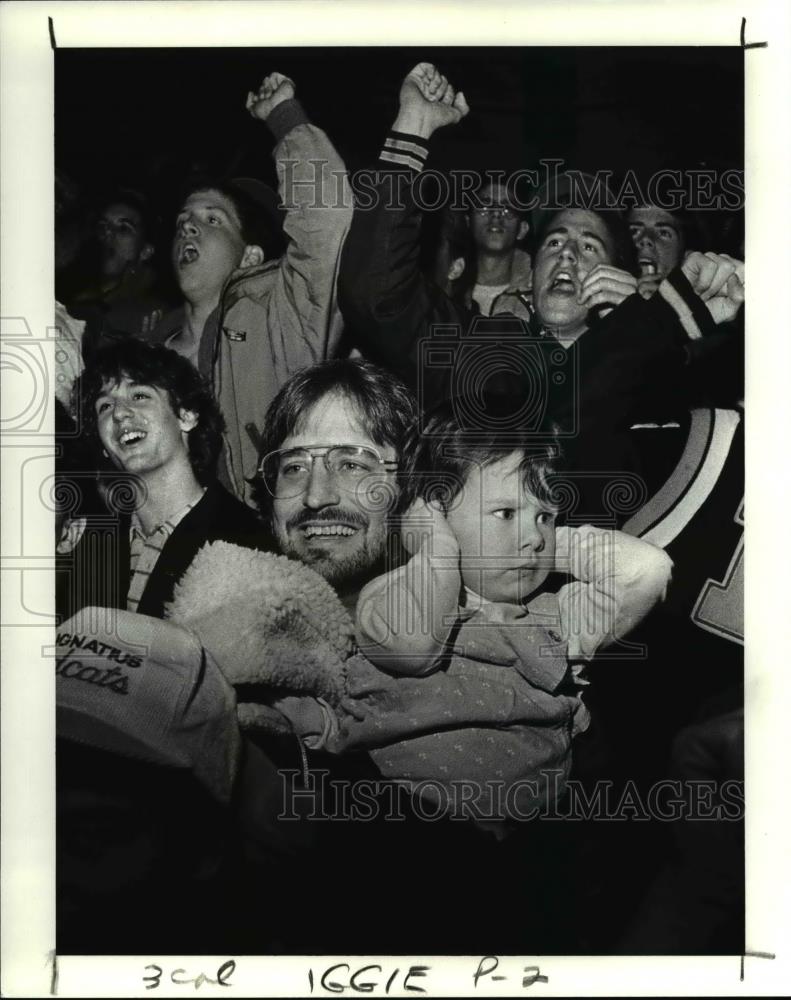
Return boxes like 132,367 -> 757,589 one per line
144,960 -> 236,990
142,956 -> 546,993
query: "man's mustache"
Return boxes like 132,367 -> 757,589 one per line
286,507 -> 370,531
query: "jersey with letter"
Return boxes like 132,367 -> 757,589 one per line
588,407 -> 744,779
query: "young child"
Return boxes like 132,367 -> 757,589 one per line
280,405 -> 673,823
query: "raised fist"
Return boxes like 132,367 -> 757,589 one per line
246,72 -> 296,121
394,63 -> 469,139
681,251 -> 745,324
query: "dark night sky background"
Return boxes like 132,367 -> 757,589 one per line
56,46 -> 743,217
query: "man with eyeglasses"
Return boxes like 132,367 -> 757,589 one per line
249,357 -> 581,952
469,180 -> 532,320
255,358 -> 415,610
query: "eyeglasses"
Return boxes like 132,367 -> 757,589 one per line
472,205 -> 518,219
258,445 -> 398,499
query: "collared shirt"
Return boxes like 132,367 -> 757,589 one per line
126,489 -> 207,612
471,282 -> 509,317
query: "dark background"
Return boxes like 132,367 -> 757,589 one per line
56,46 -> 743,214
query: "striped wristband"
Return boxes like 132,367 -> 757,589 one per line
380,130 -> 430,174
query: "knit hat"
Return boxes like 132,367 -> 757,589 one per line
56,609 -> 242,803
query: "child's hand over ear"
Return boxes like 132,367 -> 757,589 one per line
401,498 -> 459,557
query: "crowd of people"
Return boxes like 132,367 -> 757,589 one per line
53,62 -> 745,956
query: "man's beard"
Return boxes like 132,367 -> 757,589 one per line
281,537 -> 385,592
277,507 -> 390,594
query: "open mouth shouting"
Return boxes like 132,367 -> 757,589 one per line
637,257 -> 659,277
177,242 -> 200,268
548,267 -> 578,295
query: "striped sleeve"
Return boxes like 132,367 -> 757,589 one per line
658,267 -> 719,342
380,130 -> 430,174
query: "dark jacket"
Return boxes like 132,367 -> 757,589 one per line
339,133 -> 474,400
340,131 -> 734,425
68,265 -> 173,356
338,132 -> 741,524
59,481 -> 274,623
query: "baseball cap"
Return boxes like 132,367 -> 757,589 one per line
56,609 -> 242,803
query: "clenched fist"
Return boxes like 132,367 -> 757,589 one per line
393,62 -> 469,139
681,251 -> 744,325
246,72 -> 296,121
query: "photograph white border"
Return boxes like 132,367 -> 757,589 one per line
2,1 -> 789,996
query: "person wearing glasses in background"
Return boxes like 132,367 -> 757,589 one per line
468,178 -> 533,320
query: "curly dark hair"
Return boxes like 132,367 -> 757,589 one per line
71,339 -> 224,485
